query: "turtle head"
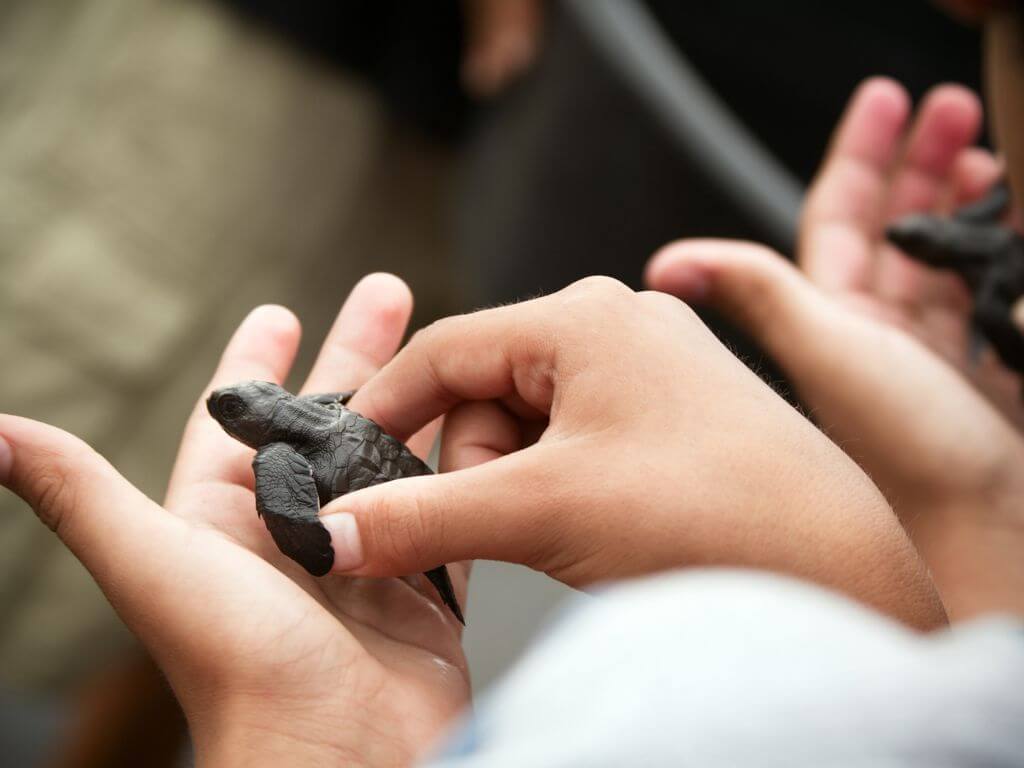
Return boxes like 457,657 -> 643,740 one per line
207,381 -> 289,448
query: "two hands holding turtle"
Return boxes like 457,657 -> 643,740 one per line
3,78 -> 1024,765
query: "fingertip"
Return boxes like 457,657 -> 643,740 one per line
831,77 -> 910,166
0,414 -> 79,452
245,304 -> 301,337
648,239 -> 789,300
927,84 -> 983,140
342,273 -> 414,331
240,304 -> 303,360
217,305 -> 302,383
647,239 -> 707,276
906,84 -> 983,171
855,77 -> 912,123
921,82 -> 983,127
645,244 -> 711,300
352,272 -> 413,305
644,242 -> 679,286
952,147 -> 1004,203
0,415 -> 124,531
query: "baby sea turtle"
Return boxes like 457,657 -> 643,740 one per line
207,381 -> 464,624
886,180 -> 1024,375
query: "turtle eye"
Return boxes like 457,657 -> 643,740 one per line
217,394 -> 246,420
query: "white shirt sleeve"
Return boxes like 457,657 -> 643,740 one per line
425,570 -> 1024,767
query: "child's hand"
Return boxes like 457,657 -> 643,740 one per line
0,275 -> 471,767
647,79 -> 1024,620
324,277 -> 944,630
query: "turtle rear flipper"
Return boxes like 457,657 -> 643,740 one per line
425,566 -> 465,625
253,443 -> 334,577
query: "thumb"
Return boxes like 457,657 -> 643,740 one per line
0,415 -> 188,602
319,443 -> 573,579
646,239 -> 847,382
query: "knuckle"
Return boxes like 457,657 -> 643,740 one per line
407,315 -> 470,360
636,289 -> 691,316
363,486 -> 439,571
25,461 -> 76,535
406,323 -> 436,349
399,491 -> 438,566
570,275 -> 631,298
419,314 -> 465,340
558,277 -> 635,330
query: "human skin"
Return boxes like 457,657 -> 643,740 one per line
460,0 -> 544,98
0,275 -> 472,768
0,271 -> 947,763
321,277 -> 945,631
646,79 -> 1024,620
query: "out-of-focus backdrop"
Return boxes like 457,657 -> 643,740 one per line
0,1 -> 980,765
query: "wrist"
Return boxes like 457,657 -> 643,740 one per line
196,721 -> 354,768
739,434 -> 947,631
189,696 -> 388,768
908,478 -> 1024,621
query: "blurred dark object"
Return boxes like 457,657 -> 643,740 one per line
217,0 -> 470,138
455,1 -> 980,391
569,0 -> 804,251
645,0 -> 983,184
888,181 -> 1024,375
458,0 -> 982,307
47,651 -> 185,768
461,0 -> 545,99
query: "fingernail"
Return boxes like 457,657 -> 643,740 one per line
323,513 -> 364,572
0,436 -> 11,485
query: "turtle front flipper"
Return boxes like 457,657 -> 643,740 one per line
253,443 -> 334,577
425,566 -> 465,625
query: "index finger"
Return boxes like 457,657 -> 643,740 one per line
348,300 -> 553,442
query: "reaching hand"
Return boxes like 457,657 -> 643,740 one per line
0,275 -> 470,767
646,79 -> 1024,620
313,277 -> 944,631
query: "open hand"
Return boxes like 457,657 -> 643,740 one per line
0,275 -> 470,767
313,277 -> 943,631
647,79 -> 1024,620
805,78 -> 1020,426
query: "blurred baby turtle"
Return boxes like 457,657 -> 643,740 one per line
886,180 -> 1024,375
207,381 -> 464,624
